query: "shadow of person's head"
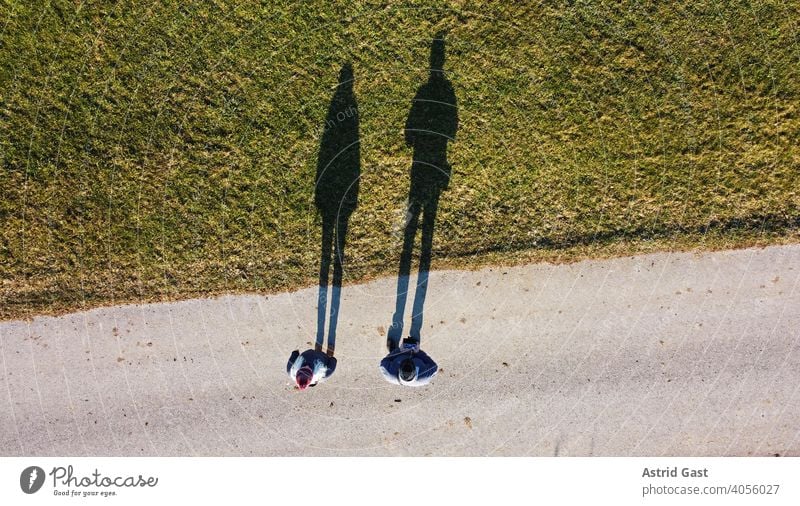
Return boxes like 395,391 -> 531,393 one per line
315,61 -> 360,221
339,62 -> 354,88
429,33 -> 446,73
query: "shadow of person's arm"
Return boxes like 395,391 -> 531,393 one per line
405,86 -> 426,148
442,79 -> 458,143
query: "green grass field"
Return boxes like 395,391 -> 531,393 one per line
2,1 -> 799,320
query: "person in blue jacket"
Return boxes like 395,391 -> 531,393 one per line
380,35 -> 453,387
380,338 -> 438,387
287,349 -> 337,390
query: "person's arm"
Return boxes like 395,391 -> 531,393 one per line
286,350 -> 300,378
380,364 -> 400,385
379,355 -> 401,385
412,352 -> 438,386
312,361 -> 329,384
326,356 -> 337,377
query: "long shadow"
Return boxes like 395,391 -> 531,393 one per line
314,63 -> 360,357
387,35 -> 459,352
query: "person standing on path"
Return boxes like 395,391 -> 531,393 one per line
287,349 -> 337,390
383,35 -> 458,385
288,63 -> 360,389
380,337 -> 438,387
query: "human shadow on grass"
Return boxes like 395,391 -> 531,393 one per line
287,63 -> 360,390
381,35 -> 458,387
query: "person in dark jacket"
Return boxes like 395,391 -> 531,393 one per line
380,338 -> 438,387
287,349 -> 337,390
287,63 -> 359,389
384,35 -> 457,384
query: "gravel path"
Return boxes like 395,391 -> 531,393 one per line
2,245 -> 798,456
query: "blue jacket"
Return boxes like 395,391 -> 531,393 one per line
380,345 -> 438,386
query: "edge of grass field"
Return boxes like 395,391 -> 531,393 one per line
4,230 -> 798,323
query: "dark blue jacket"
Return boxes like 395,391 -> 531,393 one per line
380,346 -> 438,386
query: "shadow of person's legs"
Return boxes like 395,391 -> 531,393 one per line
388,199 -> 422,350
315,216 -> 335,351
381,35 -> 454,385
326,212 -> 350,355
313,62 -> 360,357
409,193 -> 439,340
